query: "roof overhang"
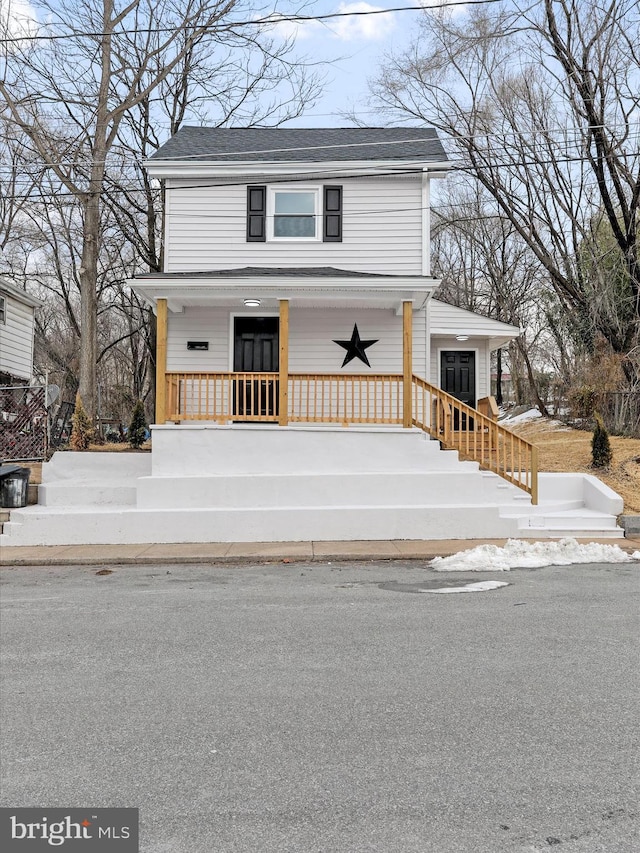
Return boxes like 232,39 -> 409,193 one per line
144,159 -> 453,180
430,328 -> 521,351
0,279 -> 43,309
130,274 -> 440,314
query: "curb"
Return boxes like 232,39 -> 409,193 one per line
2,540 -> 639,569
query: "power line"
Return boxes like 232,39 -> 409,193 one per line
0,145 -> 634,205
0,1 -> 501,45
1,123 -> 638,171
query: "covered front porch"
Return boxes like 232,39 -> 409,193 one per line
151,293 -> 537,502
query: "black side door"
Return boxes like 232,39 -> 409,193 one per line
441,350 -> 476,429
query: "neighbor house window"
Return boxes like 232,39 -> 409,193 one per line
0,295 -> 5,324
246,185 -> 343,243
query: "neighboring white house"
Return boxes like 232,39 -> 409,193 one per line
1,128 -> 624,545
0,278 -> 41,386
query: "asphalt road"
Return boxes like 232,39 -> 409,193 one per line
1,559 -> 639,852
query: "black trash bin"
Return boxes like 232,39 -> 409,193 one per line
0,467 -> 30,508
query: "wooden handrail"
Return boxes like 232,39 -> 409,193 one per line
412,376 -> 538,502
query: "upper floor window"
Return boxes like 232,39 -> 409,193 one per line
0,295 -> 6,324
247,184 -> 342,243
271,189 -> 318,239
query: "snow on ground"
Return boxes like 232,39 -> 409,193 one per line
431,538 -> 640,572
500,407 -> 543,424
421,581 -> 509,594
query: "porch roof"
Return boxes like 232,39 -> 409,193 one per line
130,268 -> 441,313
429,299 -> 522,350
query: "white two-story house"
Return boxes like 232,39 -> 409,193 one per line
133,127 -> 521,435
1,128 -> 624,546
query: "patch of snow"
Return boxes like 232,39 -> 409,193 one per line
501,408 -> 542,424
421,580 -> 509,594
431,538 -> 637,572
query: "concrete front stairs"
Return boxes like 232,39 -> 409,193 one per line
0,425 -> 624,546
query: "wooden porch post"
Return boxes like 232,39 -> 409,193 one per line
531,445 -> 539,506
403,300 -> 413,428
279,299 -> 289,426
155,298 -> 168,425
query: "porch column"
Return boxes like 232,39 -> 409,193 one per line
403,300 -> 413,428
279,299 -> 289,426
155,298 -> 168,425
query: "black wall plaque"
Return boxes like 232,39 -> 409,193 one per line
187,341 -> 209,351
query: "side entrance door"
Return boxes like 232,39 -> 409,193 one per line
233,317 -> 279,418
441,350 -> 476,429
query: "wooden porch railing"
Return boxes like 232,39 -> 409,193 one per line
166,372 -> 280,423
411,375 -> 538,503
288,374 -> 403,425
165,371 -> 537,502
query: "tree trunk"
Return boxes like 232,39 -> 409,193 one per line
516,340 -> 550,417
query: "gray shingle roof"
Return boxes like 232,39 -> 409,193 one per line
137,267 -> 436,280
148,127 -> 447,163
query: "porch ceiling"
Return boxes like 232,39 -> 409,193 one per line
131,273 -> 440,313
431,332 -> 520,350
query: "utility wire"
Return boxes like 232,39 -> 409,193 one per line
2,142 -> 639,203
1,124 -> 638,171
0,1 -> 501,45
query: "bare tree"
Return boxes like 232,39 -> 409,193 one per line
432,178 -> 553,411
370,0 -> 640,381
0,0 -> 320,418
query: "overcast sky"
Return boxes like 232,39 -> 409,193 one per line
1,0 -> 435,128
271,1 -> 413,126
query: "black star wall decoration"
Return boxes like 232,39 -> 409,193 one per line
333,323 -> 379,368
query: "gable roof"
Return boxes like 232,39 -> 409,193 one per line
148,127 -> 448,164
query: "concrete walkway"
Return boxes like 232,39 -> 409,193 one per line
2,536 -> 639,566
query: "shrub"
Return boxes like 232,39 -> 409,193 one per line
70,393 -> 94,450
568,385 -> 598,420
591,412 -> 612,468
128,400 -> 148,449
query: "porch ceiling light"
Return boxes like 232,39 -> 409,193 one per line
455,335 -> 469,341
243,298 -> 261,307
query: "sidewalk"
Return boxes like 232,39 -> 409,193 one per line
2,536 -> 639,567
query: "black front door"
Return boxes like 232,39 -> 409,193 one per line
441,350 -> 476,429
233,317 -> 279,417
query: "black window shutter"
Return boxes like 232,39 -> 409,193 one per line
247,186 -> 266,242
323,185 -> 342,242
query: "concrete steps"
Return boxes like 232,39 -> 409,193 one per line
0,428 -> 627,546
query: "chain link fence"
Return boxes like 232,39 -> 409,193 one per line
0,385 -> 49,461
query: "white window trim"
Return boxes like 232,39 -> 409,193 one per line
0,294 -> 6,324
266,185 -> 322,242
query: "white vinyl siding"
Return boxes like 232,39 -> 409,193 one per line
289,308 -> 426,375
0,291 -> 36,381
164,175 -> 423,275
166,309 -> 229,372
165,306 -> 427,375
